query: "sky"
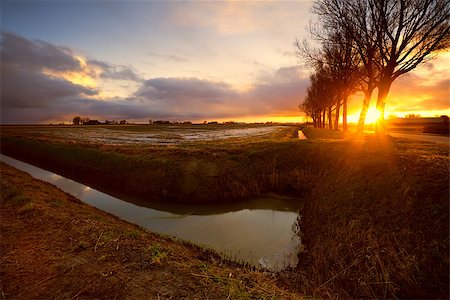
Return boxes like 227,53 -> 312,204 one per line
1,0 -> 449,124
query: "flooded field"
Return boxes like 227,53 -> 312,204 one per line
1,124 -> 288,145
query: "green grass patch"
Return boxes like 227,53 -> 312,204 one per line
146,243 -> 170,265
0,128 -> 315,204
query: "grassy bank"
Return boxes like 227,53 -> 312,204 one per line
1,125 -> 448,298
0,162 -> 300,299
0,125 -> 317,204
298,127 -> 449,298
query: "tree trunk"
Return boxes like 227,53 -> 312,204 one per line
328,106 -> 332,129
343,96 -> 348,132
375,78 -> 393,134
357,88 -> 375,134
334,100 -> 340,130
322,110 -> 326,128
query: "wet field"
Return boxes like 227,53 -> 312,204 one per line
1,124 -> 288,145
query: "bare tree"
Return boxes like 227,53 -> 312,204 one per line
312,0 -> 382,133
296,11 -> 361,132
299,65 -> 341,129
300,76 -> 325,128
309,0 -> 449,133
372,0 -> 450,133
321,31 -> 360,131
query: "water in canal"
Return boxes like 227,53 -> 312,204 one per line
1,154 -> 302,271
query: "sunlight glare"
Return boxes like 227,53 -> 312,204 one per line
365,107 -> 382,124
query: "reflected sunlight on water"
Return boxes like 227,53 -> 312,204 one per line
1,154 -> 303,271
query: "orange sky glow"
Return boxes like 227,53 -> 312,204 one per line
1,1 -> 448,124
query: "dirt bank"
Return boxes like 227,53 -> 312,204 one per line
0,163 -> 301,299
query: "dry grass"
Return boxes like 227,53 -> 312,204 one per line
1,125 -> 448,298
0,125 -> 310,204
298,128 -> 449,298
0,162 -> 302,299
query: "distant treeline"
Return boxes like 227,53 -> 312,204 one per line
71,117 -> 294,126
72,117 -> 127,125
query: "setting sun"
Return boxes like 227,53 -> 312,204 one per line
1,0 -> 449,298
365,107 -> 382,124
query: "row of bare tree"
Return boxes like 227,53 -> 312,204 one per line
297,0 -> 449,133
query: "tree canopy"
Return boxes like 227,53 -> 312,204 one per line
298,0 -> 450,133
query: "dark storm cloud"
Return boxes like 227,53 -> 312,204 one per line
2,66 -> 97,108
1,32 -> 97,116
1,31 -> 82,72
87,59 -> 142,82
127,77 -> 244,121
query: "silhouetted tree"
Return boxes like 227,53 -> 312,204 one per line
73,116 -> 81,125
313,0 -> 450,133
312,0 -> 382,133
321,31 -> 360,131
299,66 -> 338,129
372,0 -> 450,133
296,17 -> 360,131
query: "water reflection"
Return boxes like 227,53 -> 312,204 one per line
1,154 -> 302,271
298,130 -> 307,140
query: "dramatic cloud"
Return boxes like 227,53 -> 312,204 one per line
1,32 -> 97,120
131,77 -> 241,120
1,32 -> 309,124
2,66 -> 96,109
87,59 -> 142,82
1,32 -> 82,72
1,97 -> 148,124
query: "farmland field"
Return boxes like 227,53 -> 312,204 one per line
1,125 -> 449,298
0,124 -> 291,145
0,124 -> 304,204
